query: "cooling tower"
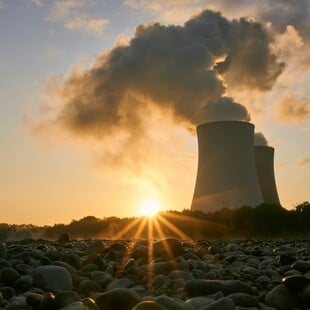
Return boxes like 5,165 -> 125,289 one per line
191,121 -> 263,212
254,146 -> 280,205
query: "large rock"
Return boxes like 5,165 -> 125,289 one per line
55,290 -> 80,308
33,265 -> 73,291
94,288 -> 141,310
291,260 -> 310,273
0,243 -> 7,259
184,280 -> 254,297
185,296 -> 214,309
154,238 -> 184,259
132,301 -> 167,310
227,293 -> 259,308
155,295 -> 192,310
265,284 -> 298,310
105,278 -> 134,290
301,284 -> 310,307
200,297 -> 235,310
60,301 -> 87,310
0,267 -> 19,284
282,275 -> 310,292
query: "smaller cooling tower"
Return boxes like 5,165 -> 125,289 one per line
191,121 -> 263,212
254,146 -> 280,205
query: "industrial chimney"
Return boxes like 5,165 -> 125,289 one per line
191,121 -> 263,212
254,146 -> 280,205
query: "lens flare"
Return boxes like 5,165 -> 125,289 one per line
139,199 -> 160,217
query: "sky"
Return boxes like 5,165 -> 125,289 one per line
0,0 -> 309,225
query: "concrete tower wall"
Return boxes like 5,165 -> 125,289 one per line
254,146 -> 280,205
191,121 -> 263,212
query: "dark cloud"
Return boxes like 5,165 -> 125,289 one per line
51,10 -> 283,139
34,8 -> 285,164
257,0 -> 310,42
254,132 -> 269,146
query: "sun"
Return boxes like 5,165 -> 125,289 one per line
139,199 -> 160,217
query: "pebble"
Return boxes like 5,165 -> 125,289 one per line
54,290 -> 80,308
132,300 -> 168,310
184,279 -> 254,296
95,288 -> 141,310
226,292 -> 259,308
265,284 -> 298,310
0,239 -> 306,309
200,297 -> 235,310
33,265 -> 73,291
185,296 -> 214,309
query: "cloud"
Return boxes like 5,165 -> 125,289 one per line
0,0 -> 5,9
277,93 -> 310,122
254,132 -> 269,146
64,14 -> 109,35
297,157 -> 310,167
29,0 -> 44,6
125,0 -> 203,24
46,0 -> 109,36
31,9 -> 283,164
256,0 -> 310,43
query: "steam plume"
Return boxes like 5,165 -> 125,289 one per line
37,9 -> 283,153
254,132 -> 269,146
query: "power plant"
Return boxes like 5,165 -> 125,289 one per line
254,146 -> 280,205
191,121 -> 280,212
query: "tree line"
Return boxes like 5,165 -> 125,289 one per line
0,202 -> 309,240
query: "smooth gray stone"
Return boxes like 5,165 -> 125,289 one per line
0,286 -> 15,299
227,292 -> 259,307
9,296 -> 27,307
25,292 -> 44,307
185,279 -> 254,296
153,238 -> 184,259
91,271 -> 113,289
15,263 -> 33,275
60,301 -> 87,310
33,265 -> 73,291
79,279 -> 102,294
106,277 -> 134,290
94,288 -> 141,310
300,284 -> 310,306
169,270 -> 195,281
282,274 -> 310,292
132,301 -> 167,310
0,243 -> 7,259
185,296 -> 214,309
155,295 -> 193,310
291,260 -> 310,273
0,267 -> 19,284
265,284 -> 298,310
200,297 -> 235,310
14,274 -> 33,291
0,258 -> 12,270
81,297 -> 100,310
55,290 -> 80,308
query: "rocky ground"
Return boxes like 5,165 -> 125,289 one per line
0,238 -> 309,309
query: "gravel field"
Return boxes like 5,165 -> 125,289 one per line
0,238 -> 309,309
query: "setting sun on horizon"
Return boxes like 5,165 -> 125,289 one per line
138,199 -> 161,217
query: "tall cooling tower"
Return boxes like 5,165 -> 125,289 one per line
191,121 -> 263,212
254,146 -> 280,205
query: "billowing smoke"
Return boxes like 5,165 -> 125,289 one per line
38,9 -> 283,156
254,132 -> 269,146
203,97 -> 250,123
